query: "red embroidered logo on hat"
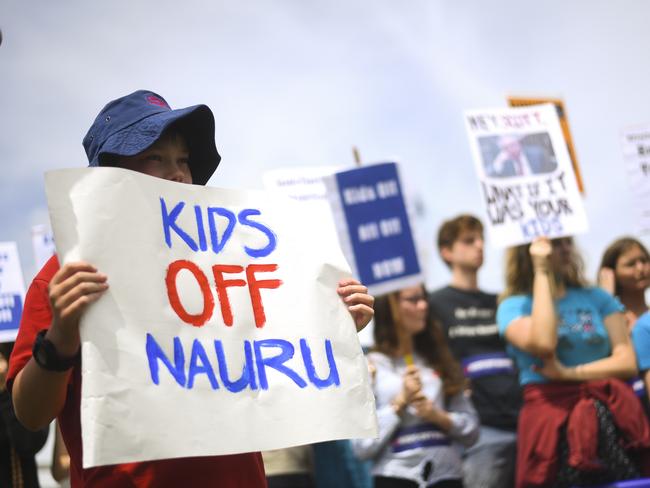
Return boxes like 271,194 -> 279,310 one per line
146,95 -> 169,108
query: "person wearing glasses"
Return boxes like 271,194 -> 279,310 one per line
352,285 -> 479,488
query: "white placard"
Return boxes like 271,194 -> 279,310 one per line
621,124 -> 650,235
31,224 -> 56,270
464,104 -> 588,247
0,242 -> 26,343
45,168 -> 377,468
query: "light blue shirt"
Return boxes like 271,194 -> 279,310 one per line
497,287 -> 624,385
633,311 -> 650,372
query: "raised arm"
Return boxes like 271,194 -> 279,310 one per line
504,238 -> 557,357
12,262 -> 108,430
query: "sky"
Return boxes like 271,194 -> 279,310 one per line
2,0 -> 650,292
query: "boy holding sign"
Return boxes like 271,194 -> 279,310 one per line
7,90 -> 374,487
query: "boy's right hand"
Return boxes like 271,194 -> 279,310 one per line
47,262 -> 109,357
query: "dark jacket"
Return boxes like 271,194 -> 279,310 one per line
0,390 -> 48,487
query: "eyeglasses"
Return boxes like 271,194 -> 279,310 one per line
399,295 -> 427,305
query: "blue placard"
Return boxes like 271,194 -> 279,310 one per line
0,293 -> 23,332
332,163 -> 421,293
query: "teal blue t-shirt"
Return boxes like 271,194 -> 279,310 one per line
632,311 -> 650,372
497,287 -> 624,385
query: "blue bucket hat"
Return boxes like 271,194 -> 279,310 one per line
82,90 -> 220,185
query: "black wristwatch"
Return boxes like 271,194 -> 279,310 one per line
32,330 -> 79,372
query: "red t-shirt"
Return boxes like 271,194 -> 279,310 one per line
7,256 -> 267,487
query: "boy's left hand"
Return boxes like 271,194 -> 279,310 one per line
337,279 -> 374,332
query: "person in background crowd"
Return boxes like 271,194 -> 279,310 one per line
263,446 -> 314,488
0,342 -> 48,488
353,284 -> 479,488
7,90 -> 375,488
51,421 -> 70,487
498,236 -> 650,487
599,237 -> 650,329
599,237 -> 650,411
429,215 -> 520,488
263,441 -> 373,488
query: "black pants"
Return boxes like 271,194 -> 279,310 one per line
374,476 -> 463,488
267,473 -> 315,488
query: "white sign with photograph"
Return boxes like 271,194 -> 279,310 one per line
464,104 -> 588,248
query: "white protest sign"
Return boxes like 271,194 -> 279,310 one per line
465,104 -> 588,247
0,242 -> 26,342
45,168 -> 377,468
621,124 -> 650,235
31,224 -> 56,270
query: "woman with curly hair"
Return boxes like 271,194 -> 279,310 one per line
352,284 -> 478,488
498,237 -> 650,487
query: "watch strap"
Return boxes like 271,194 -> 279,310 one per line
32,329 -> 78,372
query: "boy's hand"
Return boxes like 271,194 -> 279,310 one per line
47,262 -> 109,357
337,279 -> 374,332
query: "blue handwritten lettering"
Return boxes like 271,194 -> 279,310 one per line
160,198 -> 198,251
300,339 -> 340,389
146,333 -> 186,386
238,209 -> 277,258
208,207 -> 236,254
194,205 -> 208,251
214,340 -> 257,392
254,339 -> 307,389
187,339 -> 220,390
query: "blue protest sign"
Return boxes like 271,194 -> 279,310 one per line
327,162 -> 422,295
0,242 -> 26,342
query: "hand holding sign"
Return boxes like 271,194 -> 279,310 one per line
337,278 -> 374,332
45,168 -> 377,468
464,104 -> 588,247
47,262 -> 109,357
529,237 -> 552,272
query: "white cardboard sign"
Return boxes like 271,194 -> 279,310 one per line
45,168 -> 377,468
464,104 -> 588,247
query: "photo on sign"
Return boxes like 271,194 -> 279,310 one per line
478,132 -> 558,178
